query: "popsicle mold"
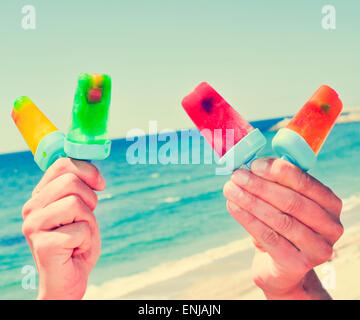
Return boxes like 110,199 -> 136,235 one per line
272,128 -> 316,171
64,73 -> 112,160
218,128 -> 267,170
34,131 -> 66,171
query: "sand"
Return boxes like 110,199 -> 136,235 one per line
85,209 -> 360,300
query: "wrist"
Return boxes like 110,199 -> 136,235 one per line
37,289 -> 84,300
263,270 -> 332,300
37,291 -> 49,300
37,286 -> 59,300
263,283 -> 310,300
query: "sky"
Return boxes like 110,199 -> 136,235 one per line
0,0 -> 359,153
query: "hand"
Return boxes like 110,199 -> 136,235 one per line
22,158 -> 105,300
223,157 -> 343,300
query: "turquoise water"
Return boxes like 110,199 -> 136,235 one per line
0,120 -> 359,299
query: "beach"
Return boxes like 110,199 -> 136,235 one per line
0,121 -> 359,299
85,201 -> 360,300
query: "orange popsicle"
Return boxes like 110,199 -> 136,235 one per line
11,96 -> 58,154
286,85 -> 343,154
272,85 -> 343,171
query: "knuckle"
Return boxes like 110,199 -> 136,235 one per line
68,195 -> 84,210
323,184 -> 343,214
22,200 -> 32,219
63,173 -> 80,188
334,197 -> 343,216
298,172 -> 314,192
92,193 -> 98,209
317,243 -> 333,264
285,193 -> 303,213
274,213 -> 293,233
333,222 -> 344,242
21,221 -> 33,239
260,229 -> 279,246
52,157 -> 72,174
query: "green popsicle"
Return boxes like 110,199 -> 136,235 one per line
64,73 -> 112,160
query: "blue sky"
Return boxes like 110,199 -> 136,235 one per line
1,0 -> 359,153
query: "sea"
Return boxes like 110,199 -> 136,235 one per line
0,118 -> 359,299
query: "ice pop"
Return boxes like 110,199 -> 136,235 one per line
11,96 -> 66,171
182,82 -> 266,171
64,73 -> 112,160
272,85 -> 343,171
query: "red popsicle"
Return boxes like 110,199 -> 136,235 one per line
181,82 -> 254,157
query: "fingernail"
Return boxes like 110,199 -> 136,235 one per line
251,158 -> 268,174
232,170 -> 250,185
226,182 -> 243,199
228,201 -> 240,212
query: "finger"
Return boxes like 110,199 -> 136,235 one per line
231,169 -> 343,244
250,157 -> 342,217
23,173 -> 98,219
226,200 -> 307,271
224,181 -> 334,264
33,158 -> 105,196
22,196 -> 97,237
30,222 -> 93,265
52,221 -> 100,262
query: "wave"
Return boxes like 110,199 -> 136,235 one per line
98,193 -> 113,201
268,117 -> 291,131
107,189 -> 220,229
84,237 -> 253,299
161,197 -> 181,204
98,172 -> 216,201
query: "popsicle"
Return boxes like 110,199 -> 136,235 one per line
64,73 -> 112,160
182,82 -> 266,171
272,85 -> 343,171
11,96 -> 66,171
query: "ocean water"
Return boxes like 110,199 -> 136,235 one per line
0,120 -> 359,299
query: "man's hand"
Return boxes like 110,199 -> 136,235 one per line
223,157 -> 343,300
22,158 -> 105,300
